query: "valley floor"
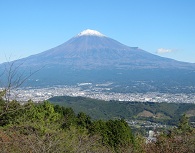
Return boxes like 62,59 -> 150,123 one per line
7,85 -> 195,103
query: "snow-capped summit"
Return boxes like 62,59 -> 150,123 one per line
77,29 -> 105,37
10,29 -> 195,71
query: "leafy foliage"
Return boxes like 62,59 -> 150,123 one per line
0,98 -> 135,152
0,93 -> 194,153
91,119 -> 134,150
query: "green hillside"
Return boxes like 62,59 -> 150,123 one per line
49,96 -> 195,125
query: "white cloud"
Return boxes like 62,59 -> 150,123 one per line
156,48 -> 174,54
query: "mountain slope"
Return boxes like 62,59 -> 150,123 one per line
16,29 -> 195,69
1,29 -> 195,90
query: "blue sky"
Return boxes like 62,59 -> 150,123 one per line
0,0 -> 195,63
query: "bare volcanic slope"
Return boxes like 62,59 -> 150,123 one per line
16,29 -> 195,70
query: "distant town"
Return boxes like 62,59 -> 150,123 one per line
6,83 -> 195,103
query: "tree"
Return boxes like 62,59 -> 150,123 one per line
54,105 -> 76,129
1,61 -> 40,102
177,114 -> 191,133
0,60 -> 40,119
77,112 -> 92,129
90,119 -> 134,152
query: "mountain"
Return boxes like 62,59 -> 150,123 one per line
1,29 -> 195,93
15,29 -> 195,69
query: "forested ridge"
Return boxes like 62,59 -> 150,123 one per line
49,96 -> 195,125
0,93 -> 195,153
